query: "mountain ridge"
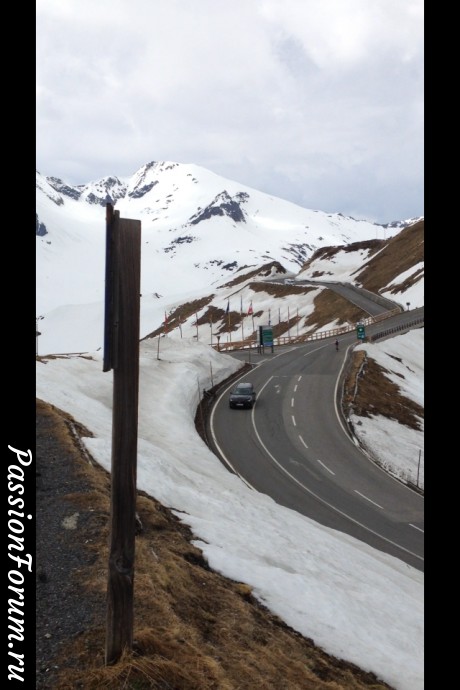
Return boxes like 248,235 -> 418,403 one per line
36,160 -> 423,354
37,160 -> 422,225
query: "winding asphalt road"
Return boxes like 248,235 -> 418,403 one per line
207,284 -> 424,572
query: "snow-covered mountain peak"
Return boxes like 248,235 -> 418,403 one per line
36,160 -> 420,322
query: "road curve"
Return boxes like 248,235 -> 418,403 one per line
207,300 -> 424,572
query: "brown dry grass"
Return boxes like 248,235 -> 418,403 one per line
298,239 -> 382,279
142,295 -> 215,340
299,220 -> 424,301
37,399 -> 393,689
220,261 -> 287,288
303,290 -> 368,331
353,220 -> 424,295
342,351 -> 424,431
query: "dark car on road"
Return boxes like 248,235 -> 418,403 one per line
229,382 -> 256,409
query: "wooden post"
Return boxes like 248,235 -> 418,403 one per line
103,205 -> 141,665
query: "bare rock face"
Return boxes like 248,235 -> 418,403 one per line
189,190 -> 249,225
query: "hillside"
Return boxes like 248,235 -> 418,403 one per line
36,160 -> 383,314
297,219 -> 424,307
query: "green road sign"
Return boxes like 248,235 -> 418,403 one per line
356,323 -> 365,339
259,325 -> 274,347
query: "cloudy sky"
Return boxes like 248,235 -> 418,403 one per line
36,0 -> 424,225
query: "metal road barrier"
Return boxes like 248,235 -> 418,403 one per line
212,307 -> 405,352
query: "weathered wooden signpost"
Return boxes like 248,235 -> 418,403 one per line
103,200 -> 141,665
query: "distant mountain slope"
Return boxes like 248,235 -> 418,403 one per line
36,160 -> 423,354
353,219 -> 424,300
36,160 -> 415,313
297,219 -> 424,307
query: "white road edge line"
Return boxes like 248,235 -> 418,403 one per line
298,435 -> 308,449
354,490 -> 383,509
317,458 -> 335,475
409,523 -> 424,533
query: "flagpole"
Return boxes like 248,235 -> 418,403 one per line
247,301 -> 254,345
226,300 -> 231,343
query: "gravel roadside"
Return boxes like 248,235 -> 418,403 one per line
36,399 -> 107,689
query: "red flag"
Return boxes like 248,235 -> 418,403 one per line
164,311 -> 168,324
247,302 -> 253,315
